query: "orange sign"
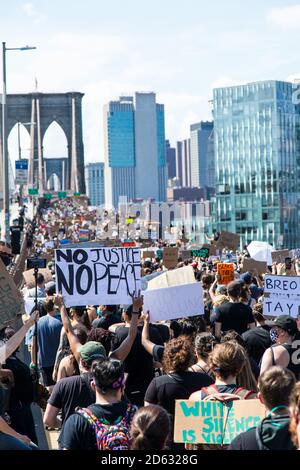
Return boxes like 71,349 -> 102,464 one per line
217,263 -> 235,285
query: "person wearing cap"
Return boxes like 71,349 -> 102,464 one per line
260,316 -> 300,379
44,341 -> 106,430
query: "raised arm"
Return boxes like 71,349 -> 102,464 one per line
208,276 -> 220,303
110,292 -> 142,361
54,295 -> 81,363
141,312 -> 156,356
2,311 -> 38,361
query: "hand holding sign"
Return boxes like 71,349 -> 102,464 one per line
131,289 -> 143,313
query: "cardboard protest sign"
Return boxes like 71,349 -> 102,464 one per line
148,266 -> 195,291
180,250 -> 192,261
55,247 -> 141,307
143,282 -> 204,322
174,399 -> 266,445
163,247 -> 179,269
23,268 -> 53,289
142,251 -> 155,260
217,232 -> 240,251
242,258 -> 267,275
0,259 -> 24,330
192,247 -> 210,259
271,250 -> 290,264
217,263 -> 235,285
209,243 -> 218,256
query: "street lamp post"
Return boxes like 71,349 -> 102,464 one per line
2,42 -> 36,242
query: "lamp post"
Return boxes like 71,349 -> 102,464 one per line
2,42 -> 36,242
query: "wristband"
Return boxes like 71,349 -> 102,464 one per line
30,363 -> 38,370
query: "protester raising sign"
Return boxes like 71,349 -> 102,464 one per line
143,282 -> 204,322
217,263 -> 235,285
271,250 -> 290,264
217,231 -> 240,251
55,247 -> 141,307
174,399 -> 266,445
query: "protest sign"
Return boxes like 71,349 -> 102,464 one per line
122,241 -> 136,247
263,297 -> 300,318
143,282 -> 204,322
44,240 -> 56,249
291,249 -> 300,259
242,258 -> 267,275
163,247 -> 179,269
23,268 -> 53,289
217,263 -> 235,285
78,229 -> 90,242
271,250 -> 290,264
217,232 -> 240,251
141,271 -> 165,291
192,247 -> 210,259
0,259 -> 24,330
263,275 -> 300,295
25,298 -> 46,315
180,250 -> 192,261
142,250 -> 155,260
174,399 -> 266,445
148,266 -> 195,290
55,247 -> 141,307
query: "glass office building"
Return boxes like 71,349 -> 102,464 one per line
104,93 -> 167,207
85,162 -> 105,207
213,80 -> 300,248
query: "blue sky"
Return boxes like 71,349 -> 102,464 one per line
3,0 -> 300,164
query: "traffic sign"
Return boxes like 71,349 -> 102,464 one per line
15,159 -> 28,185
73,192 -> 81,197
28,188 -> 39,196
58,191 -> 67,199
44,193 -> 52,200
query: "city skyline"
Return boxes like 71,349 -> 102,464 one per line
3,0 -> 300,165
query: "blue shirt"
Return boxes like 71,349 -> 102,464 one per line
37,314 -> 62,368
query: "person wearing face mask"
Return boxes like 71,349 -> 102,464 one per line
92,305 -> 121,330
260,316 -> 300,379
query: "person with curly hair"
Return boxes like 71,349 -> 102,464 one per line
144,337 -> 213,417
189,332 -> 216,376
130,405 -> 170,450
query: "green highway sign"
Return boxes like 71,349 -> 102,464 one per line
73,192 -> 81,197
58,191 -> 67,199
44,193 -> 52,200
28,188 -> 39,196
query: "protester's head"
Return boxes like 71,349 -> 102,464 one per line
289,382 -> 300,449
249,284 -> 263,301
216,285 -> 228,296
213,294 -> 229,307
220,330 -> 247,349
269,316 -> 298,345
130,405 -> 171,450
227,281 -> 242,300
239,284 -> 251,303
202,274 -> 214,290
194,333 -> 216,360
91,358 -> 125,399
87,328 -> 112,355
162,337 -> 194,374
73,327 -> 88,346
45,281 -> 56,296
69,306 -> 91,330
240,272 -> 252,285
78,341 -> 106,371
180,321 -> 197,339
36,273 -> 45,287
169,320 -> 182,339
122,304 -> 142,322
209,341 -> 246,381
252,303 -> 265,324
258,366 -> 296,411
44,297 -> 55,314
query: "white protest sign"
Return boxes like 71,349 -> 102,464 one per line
148,266 -> 195,290
263,297 -> 300,318
143,282 -> 204,322
55,247 -> 141,307
24,298 -> 46,314
264,275 -> 300,296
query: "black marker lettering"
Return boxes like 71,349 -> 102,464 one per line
75,266 -> 92,295
73,249 -> 88,265
56,264 -> 74,295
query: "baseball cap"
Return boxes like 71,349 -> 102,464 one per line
240,272 -> 252,285
78,341 -> 106,364
192,262 -> 198,268
269,316 -> 298,335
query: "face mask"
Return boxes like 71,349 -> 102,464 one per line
97,308 -> 103,316
270,328 -> 279,343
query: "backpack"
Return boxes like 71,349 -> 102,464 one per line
201,384 -> 257,402
76,403 -> 137,450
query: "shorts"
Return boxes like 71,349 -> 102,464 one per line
41,366 -> 55,387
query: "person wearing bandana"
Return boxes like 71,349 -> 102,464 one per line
260,316 -> 300,379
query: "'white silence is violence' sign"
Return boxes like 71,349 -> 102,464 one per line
55,247 -> 141,307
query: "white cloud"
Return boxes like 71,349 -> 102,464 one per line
267,5 -> 300,29
20,2 -> 45,24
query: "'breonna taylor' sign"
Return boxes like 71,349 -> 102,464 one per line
55,247 -> 141,307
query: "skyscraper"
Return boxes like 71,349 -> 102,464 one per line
175,138 -> 191,187
190,121 -> 214,188
85,162 -> 105,206
166,140 -> 176,180
213,80 -> 300,248
104,93 -> 167,207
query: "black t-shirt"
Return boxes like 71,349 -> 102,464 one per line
4,355 -> 33,405
229,427 -> 259,450
112,325 -> 163,394
242,325 -> 272,365
152,323 -> 170,343
215,302 -> 254,335
59,401 -> 128,450
145,371 -> 214,415
92,312 -> 122,330
48,373 -> 95,425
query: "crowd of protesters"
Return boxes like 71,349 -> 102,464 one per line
0,197 -> 300,451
